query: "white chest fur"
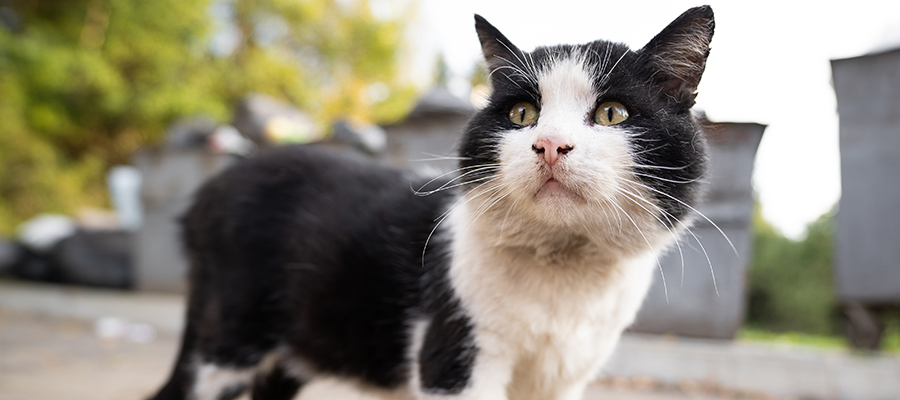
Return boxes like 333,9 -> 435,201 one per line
444,201 -> 664,399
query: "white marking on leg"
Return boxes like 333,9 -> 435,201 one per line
407,318 -> 430,396
191,363 -> 254,400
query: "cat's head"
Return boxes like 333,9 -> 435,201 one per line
458,6 -> 714,241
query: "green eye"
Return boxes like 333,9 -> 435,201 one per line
594,101 -> 629,126
508,102 -> 539,126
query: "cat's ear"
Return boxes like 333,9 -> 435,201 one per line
639,6 -> 715,108
474,15 -> 523,74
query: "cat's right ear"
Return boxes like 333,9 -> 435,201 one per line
474,15 -> 523,74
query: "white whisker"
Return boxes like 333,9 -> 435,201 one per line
615,187 -> 686,288
603,192 -> 668,303
497,195 -> 522,244
621,177 -> 738,256
627,161 -> 698,171
600,50 -> 629,87
467,187 -> 513,231
408,153 -> 472,162
631,144 -> 670,157
619,179 -> 720,295
413,165 -> 500,196
417,176 -> 495,196
630,171 -> 705,185
420,177 -> 508,268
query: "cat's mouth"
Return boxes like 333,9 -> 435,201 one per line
543,178 -> 565,191
535,176 -> 581,201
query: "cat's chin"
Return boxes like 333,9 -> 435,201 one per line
534,178 -> 582,204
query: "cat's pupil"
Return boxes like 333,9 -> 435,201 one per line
517,107 -> 525,123
607,106 -> 614,123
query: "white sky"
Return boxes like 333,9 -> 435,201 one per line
399,0 -> 900,239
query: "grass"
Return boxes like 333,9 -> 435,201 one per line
882,317 -> 900,353
738,320 -> 900,354
738,327 -> 849,350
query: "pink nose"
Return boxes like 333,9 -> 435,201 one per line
532,136 -> 574,166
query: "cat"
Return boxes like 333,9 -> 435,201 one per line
151,5 -> 715,400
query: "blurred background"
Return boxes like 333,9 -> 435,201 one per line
1,0 -> 899,399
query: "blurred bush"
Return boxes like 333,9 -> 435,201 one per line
747,205 -> 839,335
0,0 -> 418,234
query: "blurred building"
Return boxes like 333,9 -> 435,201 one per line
133,148 -> 237,293
832,48 -> 900,348
381,85 -> 473,173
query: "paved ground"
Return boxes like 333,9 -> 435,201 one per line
0,307 -> 735,400
0,308 -> 176,400
4,280 -> 899,400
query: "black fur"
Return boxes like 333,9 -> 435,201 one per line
251,363 -> 303,400
417,300 -> 476,393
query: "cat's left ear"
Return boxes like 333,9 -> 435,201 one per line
474,15 -> 524,75
639,6 -> 715,109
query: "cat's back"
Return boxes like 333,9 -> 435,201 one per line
183,144 -> 448,262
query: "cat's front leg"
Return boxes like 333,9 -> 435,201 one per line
414,316 -> 513,400
416,351 -> 512,400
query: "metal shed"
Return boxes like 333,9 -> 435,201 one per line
832,48 -> 900,348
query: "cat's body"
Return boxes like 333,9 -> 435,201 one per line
152,6 -> 715,400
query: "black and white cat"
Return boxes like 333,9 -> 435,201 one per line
151,6 -> 714,400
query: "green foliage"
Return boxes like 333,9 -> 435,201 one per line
433,54 -> 449,86
469,60 -> 489,88
746,204 -> 839,335
738,327 -> 848,349
882,314 -> 900,353
0,0 -> 417,234
213,0 -> 418,124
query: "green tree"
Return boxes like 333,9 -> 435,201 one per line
210,0 -> 418,124
469,60 -> 488,88
747,204 -> 838,335
433,53 -> 449,86
0,0 -> 417,234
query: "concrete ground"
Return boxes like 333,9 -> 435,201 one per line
2,280 -> 899,400
0,308 -> 735,400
